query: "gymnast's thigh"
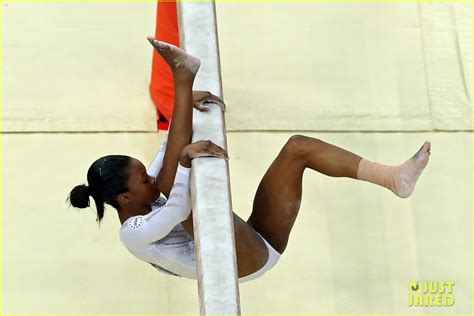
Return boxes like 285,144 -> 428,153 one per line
232,212 -> 269,277
181,210 -> 269,277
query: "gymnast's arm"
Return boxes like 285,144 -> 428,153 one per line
120,164 -> 191,247
123,140 -> 227,247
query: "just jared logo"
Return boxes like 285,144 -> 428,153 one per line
408,280 -> 455,307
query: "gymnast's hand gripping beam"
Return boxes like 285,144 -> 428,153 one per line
177,1 -> 241,314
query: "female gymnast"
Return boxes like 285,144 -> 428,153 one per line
67,37 -> 431,283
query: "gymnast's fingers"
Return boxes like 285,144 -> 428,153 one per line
193,101 -> 210,112
199,140 -> 228,159
201,100 -> 226,112
216,100 -> 227,112
205,95 -> 227,112
208,142 -> 229,159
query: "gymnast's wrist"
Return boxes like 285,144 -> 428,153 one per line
179,151 -> 192,168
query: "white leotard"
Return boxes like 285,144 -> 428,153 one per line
118,134 -> 280,282
119,134 -> 197,279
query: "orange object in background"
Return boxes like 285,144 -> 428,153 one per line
149,0 -> 180,131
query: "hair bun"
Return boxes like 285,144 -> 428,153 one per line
68,184 -> 91,209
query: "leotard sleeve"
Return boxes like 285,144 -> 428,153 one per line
147,132 -> 169,178
119,164 -> 192,249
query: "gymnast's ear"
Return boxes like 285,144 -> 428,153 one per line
117,192 -> 133,207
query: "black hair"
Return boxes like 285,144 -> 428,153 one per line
66,155 -> 132,226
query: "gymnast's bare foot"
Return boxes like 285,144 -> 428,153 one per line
147,36 -> 200,80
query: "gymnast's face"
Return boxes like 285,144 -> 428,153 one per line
124,158 -> 160,207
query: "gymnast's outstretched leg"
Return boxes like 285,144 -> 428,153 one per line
247,135 -> 431,254
146,37 -> 200,198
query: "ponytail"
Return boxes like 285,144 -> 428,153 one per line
67,184 -> 91,208
66,155 -> 132,226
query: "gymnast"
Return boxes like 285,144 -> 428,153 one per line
67,37 -> 431,283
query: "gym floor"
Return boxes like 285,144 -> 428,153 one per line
2,1 -> 471,314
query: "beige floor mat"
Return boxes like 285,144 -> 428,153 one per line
2,1 -> 471,314
2,2 -> 157,132
2,132 -> 471,314
217,2 -> 472,131
2,2 -> 471,132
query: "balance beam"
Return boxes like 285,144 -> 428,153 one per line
176,1 -> 241,314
